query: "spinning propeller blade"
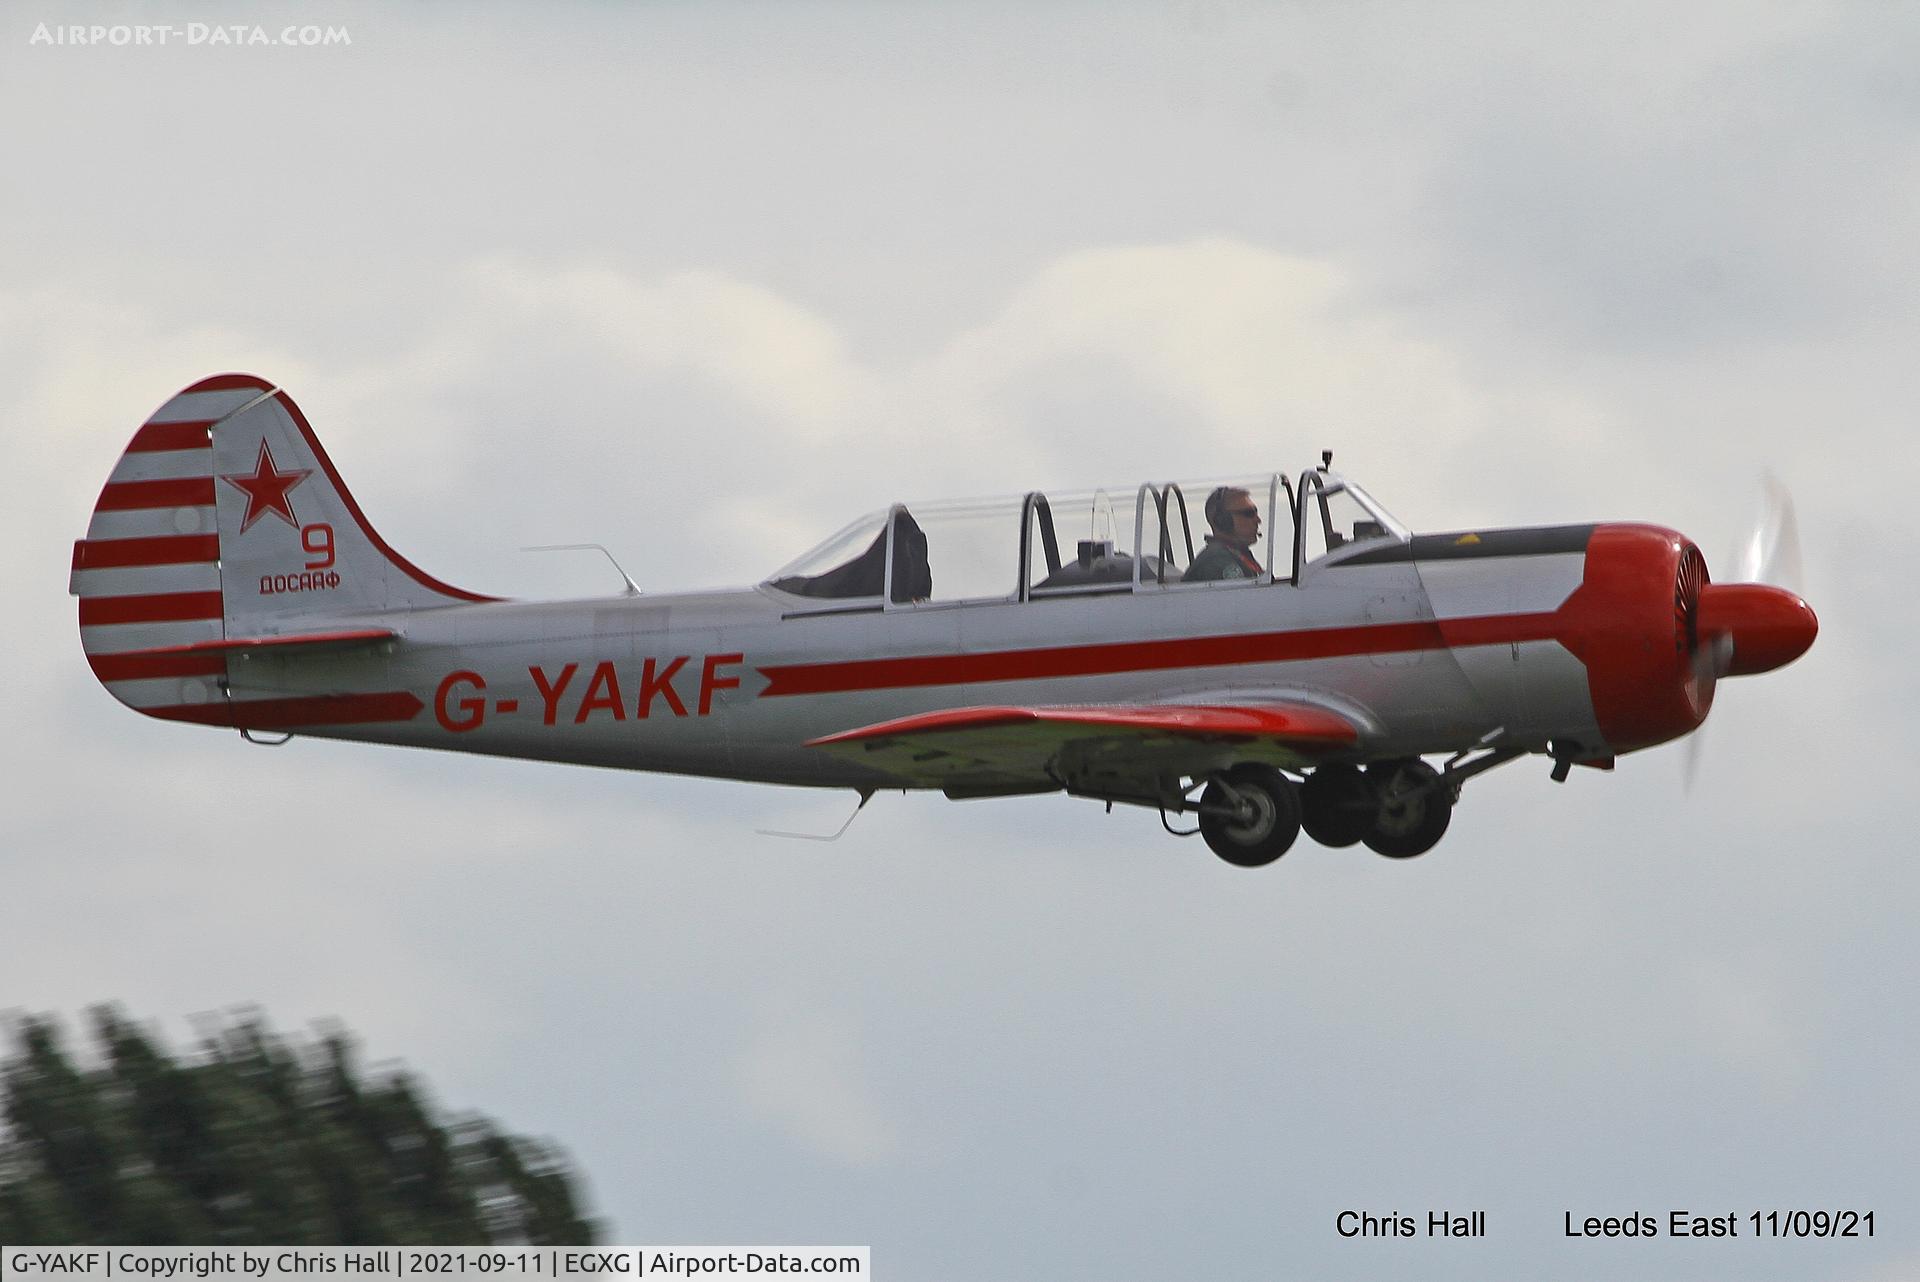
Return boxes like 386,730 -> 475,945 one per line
1733,470 -> 1803,591
1683,473 -> 1814,791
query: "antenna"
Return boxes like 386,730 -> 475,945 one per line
521,543 -> 640,595
757,789 -> 875,842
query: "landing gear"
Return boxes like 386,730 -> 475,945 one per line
1110,745 -> 1522,867
1299,765 -> 1372,848
1197,764 -> 1302,867
1362,758 -> 1453,858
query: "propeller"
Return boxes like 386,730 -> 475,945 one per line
1732,471 -> 1803,591
1683,472 -> 1813,790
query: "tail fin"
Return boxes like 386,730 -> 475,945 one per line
72,373 -> 493,722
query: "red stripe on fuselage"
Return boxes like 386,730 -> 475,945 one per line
1434,613 -> 1563,649
72,534 -> 220,570
757,611 -> 1564,697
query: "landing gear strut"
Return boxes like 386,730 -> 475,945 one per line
1196,764 -> 1301,867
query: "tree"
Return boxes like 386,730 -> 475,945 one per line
0,1008 -> 599,1245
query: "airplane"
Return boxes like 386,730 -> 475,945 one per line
71,373 -> 1818,867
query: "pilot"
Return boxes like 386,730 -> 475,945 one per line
1182,486 -> 1264,582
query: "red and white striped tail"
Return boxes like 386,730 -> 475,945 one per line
71,373 -> 492,725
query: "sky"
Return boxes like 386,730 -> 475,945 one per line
3,2 -> 1917,1277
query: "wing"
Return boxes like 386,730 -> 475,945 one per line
807,700 -> 1361,795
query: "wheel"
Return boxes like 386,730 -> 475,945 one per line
1299,764 -> 1372,847
1362,758 -> 1452,859
1198,764 -> 1302,867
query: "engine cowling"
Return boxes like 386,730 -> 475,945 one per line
1552,523 -> 1813,755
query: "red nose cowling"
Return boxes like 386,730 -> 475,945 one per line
1553,524 -> 1817,755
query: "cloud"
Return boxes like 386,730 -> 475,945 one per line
736,1003 -> 899,1167
10,240 -> 1601,610
1839,1252 -> 1920,1282
230,241 -> 1611,600
1675,950 -> 1810,1093
463,259 -> 874,435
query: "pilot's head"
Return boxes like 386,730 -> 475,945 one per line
1206,486 -> 1260,543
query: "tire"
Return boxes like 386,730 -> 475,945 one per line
1299,764 -> 1372,848
1362,758 -> 1452,859
1198,764 -> 1302,867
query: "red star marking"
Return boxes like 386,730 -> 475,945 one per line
221,440 -> 312,532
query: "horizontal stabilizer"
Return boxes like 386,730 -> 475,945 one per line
170,627 -> 396,657
82,628 -> 396,685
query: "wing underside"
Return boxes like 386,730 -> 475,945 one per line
807,701 -> 1361,794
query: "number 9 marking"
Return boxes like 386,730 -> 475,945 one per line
302,522 -> 336,570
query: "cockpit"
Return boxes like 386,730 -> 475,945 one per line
765,467 -> 1409,609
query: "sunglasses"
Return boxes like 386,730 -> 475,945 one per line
1229,507 -> 1260,519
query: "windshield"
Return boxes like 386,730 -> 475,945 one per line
1295,472 -> 1410,568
